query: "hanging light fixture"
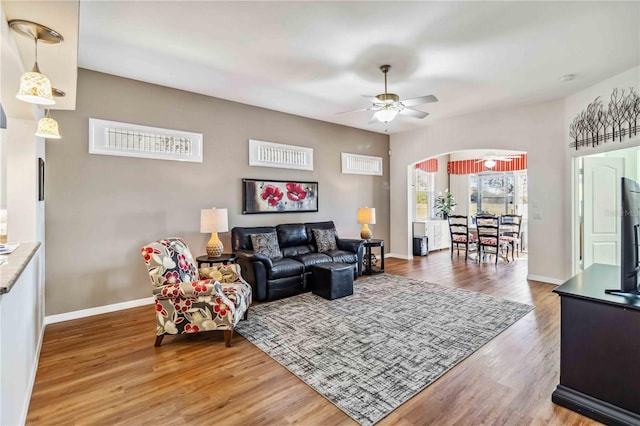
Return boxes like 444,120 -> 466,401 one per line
35,110 -> 61,139
484,159 -> 496,168
9,20 -> 63,106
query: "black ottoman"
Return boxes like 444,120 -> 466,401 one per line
312,262 -> 354,300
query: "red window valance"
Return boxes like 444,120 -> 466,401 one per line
447,154 -> 527,174
415,158 -> 438,173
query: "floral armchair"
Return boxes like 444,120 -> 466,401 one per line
141,237 -> 252,347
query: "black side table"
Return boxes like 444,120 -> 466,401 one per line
363,239 -> 384,275
196,253 -> 237,268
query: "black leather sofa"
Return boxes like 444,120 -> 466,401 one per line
231,221 -> 365,301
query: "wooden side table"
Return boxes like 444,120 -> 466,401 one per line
363,239 -> 384,275
196,253 -> 237,268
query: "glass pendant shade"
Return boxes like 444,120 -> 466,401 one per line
35,112 -> 61,139
374,108 -> 399,123
16,68 -> 55,106
484,159 -> 496,168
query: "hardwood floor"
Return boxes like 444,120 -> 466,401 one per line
27,250 -> 599,425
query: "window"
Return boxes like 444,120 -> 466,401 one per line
415,168 -> 434,220
469,171 -> 527,218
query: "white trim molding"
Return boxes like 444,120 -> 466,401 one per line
45,297 -> 154,325
249,139 -> 313,170
341,152 -> 383,175
527,274 -> 564,285
89,118 -> 203,162
386,253 -> 412,260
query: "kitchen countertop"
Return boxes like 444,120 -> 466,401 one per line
0,242 -> 41,294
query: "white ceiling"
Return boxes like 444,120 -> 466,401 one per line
17,1 -> 640,134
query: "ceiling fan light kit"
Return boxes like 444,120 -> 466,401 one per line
340,64 -> 438,125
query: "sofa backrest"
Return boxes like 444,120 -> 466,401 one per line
231,221 -> 338,255
304,221 -> 337,247
276,223 -> 313,257
231,226 -> 276,251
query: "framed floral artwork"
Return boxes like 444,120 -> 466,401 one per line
242,179 -> 318,214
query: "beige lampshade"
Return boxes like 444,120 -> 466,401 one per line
357,207 -> 376,225
200,208 -> 229,233
16,70 -> 55,106
35,111 -> 61,139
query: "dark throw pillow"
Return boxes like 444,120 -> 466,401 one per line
250,232 -> 282,259
313,228 -> 337,253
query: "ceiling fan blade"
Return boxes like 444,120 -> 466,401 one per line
336,107 -> 374,115
399,108 -> 429,119
497,158 -> 513,162
401,95 -> 438,107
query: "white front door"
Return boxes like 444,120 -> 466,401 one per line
583,157 -> 625,268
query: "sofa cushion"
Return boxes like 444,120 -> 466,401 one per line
277,223 -> 308,248
251,232 -> 282,259
231,226 -> 276,251
199,264 -> 239,282
304,221 -> 336,245
281,245 -> 313,258
326,249 -> 358,264
312,228 -> 337,252
269,257 -> 305,279
293,252 -> 332,269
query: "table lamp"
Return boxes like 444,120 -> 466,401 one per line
357,207 -> 376,240
200,207 -> 229,257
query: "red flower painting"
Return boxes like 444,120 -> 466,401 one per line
261,185 -> 284,206
286,182 -> 307,201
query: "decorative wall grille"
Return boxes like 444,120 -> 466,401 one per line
89,118 -> 203,162
341,153 -> 383,175
248,139 -> 313,170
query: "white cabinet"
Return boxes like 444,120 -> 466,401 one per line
413,220 -> 450,251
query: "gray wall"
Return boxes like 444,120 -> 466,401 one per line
46,69 -> 389,316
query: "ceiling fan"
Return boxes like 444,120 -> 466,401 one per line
475,154 -> 522,168
339,64 -> 438,123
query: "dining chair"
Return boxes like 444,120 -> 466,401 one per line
476,215 -> 509,264
499,214 -> 523,261
448,215 -> 477,260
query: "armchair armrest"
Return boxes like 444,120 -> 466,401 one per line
337,238 -> 366,253
235,249 -> 273,268
337,238 -> 366,276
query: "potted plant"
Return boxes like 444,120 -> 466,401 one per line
434,190 -> 456,219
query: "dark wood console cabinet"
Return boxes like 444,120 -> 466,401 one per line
552,264 -> 640,425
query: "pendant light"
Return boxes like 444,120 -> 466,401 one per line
9,20 -> 63,106
35,110 -> 61,139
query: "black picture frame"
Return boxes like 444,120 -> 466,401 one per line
242,178 -> 318,214
38,158 -> 45,201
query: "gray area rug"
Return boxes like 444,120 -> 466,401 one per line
236,273 -> 534,425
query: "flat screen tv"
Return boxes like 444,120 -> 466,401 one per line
606,177 -> 640,295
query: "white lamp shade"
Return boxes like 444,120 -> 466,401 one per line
16,71 -> 55,105
484,159 -> 496,168
374,108 -> 398,123
35,116 -> 61,139
200,208 -> 229,233
357,207 -> 376,225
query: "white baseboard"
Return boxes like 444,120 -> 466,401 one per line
386,253 -> 411,260
45,297 -> 154,325
527,274 -> 564,285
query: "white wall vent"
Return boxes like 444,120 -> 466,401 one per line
89,118 -> 203,162
341,153 -> 383,175
249,139 -> 313,171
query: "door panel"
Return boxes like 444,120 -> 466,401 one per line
583,157 -> 624,268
